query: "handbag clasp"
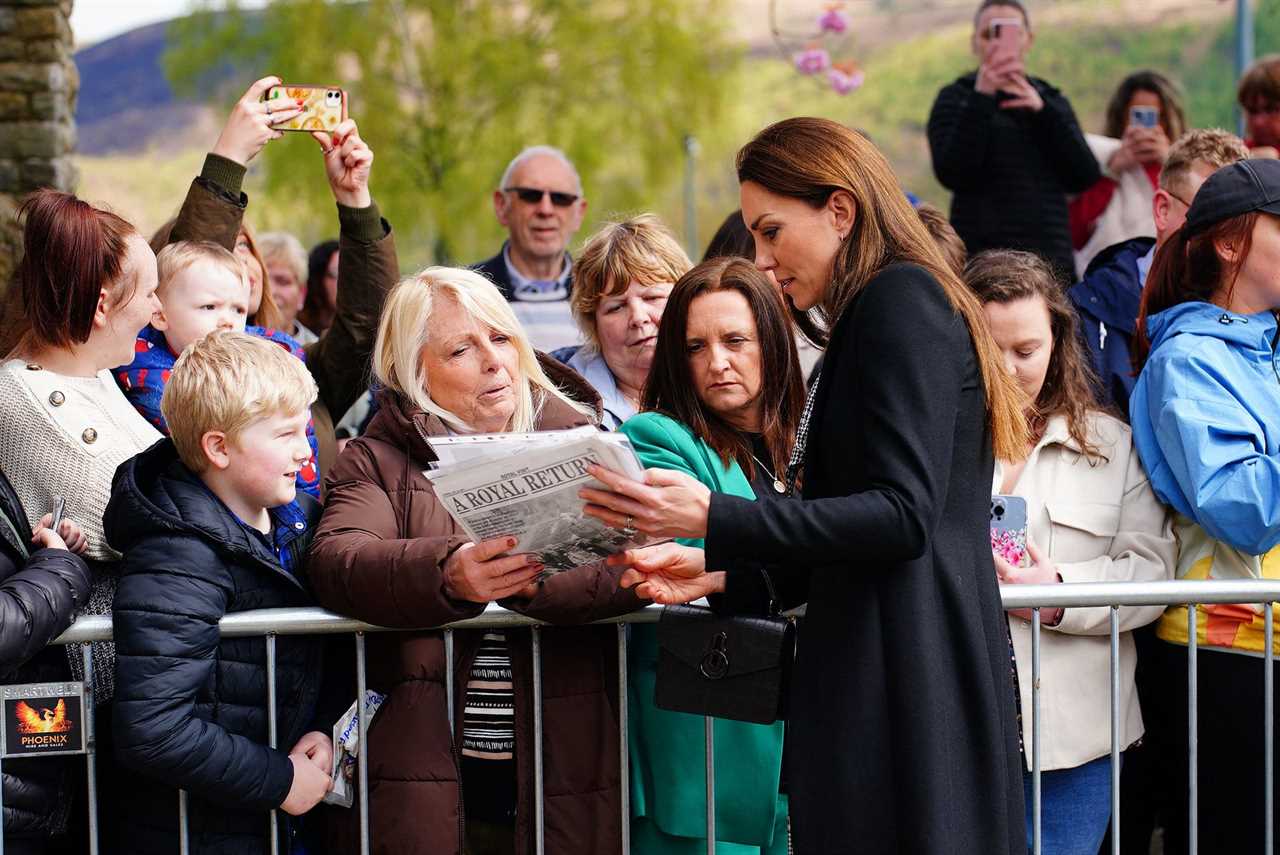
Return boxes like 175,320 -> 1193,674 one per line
698,632 -> 730,680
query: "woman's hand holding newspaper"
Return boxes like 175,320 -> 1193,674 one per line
443,537 -> 544,603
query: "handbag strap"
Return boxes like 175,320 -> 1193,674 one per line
759,569 -> 781,617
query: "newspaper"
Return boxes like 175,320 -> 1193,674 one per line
424,426 -> 662,574
323,690 -> 386,808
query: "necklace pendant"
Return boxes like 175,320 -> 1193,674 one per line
772,479 -> 786,494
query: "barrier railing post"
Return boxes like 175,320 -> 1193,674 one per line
356,631 -> 371,855
1110,606 -> 1121,855
1188,604 -> 1198,855
532,626 -> 545,855
178,790 -> 190,855
1267,602 -> 1274,855
1031,608 -> 1041,855
266,634 -> 279,855
445,629 -> 455,735
82,645 -> 98,855
618,623 -> 631,855
705,716 -> 715,854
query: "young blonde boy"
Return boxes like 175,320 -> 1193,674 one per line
106,331 -> 332,855
115,241 -> 322,496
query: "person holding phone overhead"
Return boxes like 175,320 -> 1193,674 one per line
927,0 -> 1099,282
581,116 -> 1029,854
968,249 -> 1175,854
152,75 -> 395,490
1070,71 -> 1188,277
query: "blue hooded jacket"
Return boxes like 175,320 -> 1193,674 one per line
1130,301 -> 1280,555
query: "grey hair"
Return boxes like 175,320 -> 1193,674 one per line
498,145 -> 583,197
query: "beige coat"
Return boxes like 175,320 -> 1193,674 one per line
994,411 -> 1175,771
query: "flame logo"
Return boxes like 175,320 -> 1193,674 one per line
15,699 -> 71,734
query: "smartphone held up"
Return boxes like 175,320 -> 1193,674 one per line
264,85 -> 348,133
1129,105 -> 1160,129
987,16 -> 1023,59
990,494 -> 1028,568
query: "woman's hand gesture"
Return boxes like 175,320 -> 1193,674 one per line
580,465 -> 711,540
994,541 -> 1062,625
211,76 -> 304,167
32,514 -> 87,554
312,119 -> 373,208
443,537 -> 543,604
610,543 -> 723,605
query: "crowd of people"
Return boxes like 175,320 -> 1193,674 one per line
4,0 -> 1280,852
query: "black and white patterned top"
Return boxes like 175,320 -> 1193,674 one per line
462,631 -> 516,760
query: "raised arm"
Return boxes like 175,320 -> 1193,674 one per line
1031,82 -> 1103,193
927,80 -> 997,192
303,121 -> 398,421
163,76 -> 303,250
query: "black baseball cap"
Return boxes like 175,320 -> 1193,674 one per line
1183,158 -> 1280,236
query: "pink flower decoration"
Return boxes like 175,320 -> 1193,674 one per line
818,8 -> 850,34
793,47 -> 831,75
828,67 -> 865,95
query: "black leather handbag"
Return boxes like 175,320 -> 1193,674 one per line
653,577 -> 796,725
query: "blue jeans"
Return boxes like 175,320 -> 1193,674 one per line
1022,755 -> 1114,855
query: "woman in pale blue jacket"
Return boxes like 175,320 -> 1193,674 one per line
1129,158 -> 1280,854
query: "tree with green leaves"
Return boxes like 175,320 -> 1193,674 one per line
166,0 -> 738,266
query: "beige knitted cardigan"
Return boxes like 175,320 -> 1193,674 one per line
0,358 -> 161,700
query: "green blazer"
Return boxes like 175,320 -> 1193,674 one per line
619,412 -> 786,849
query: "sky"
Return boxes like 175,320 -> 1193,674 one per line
69,1 -> 266,47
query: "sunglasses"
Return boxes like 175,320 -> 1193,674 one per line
504,186 -> 579,207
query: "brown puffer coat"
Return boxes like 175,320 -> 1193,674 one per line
308,358 -> 641,854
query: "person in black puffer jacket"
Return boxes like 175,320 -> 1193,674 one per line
927,0 -> 1099,281
0,468 -> 92,854
105,331 -> 335,855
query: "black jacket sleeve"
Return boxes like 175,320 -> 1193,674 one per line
112,538 -> 295,811
704,267 -> 965,569
927,80 -> 999,192
0,547 -> 90,671
1030,80 -> 1101,193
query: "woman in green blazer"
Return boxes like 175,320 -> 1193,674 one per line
618,256 -> 806,854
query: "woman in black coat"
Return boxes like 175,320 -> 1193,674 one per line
0,468 -> 92,853
582,117 -> 1030,854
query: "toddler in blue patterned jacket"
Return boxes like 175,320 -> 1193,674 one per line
113,241 -> 321,497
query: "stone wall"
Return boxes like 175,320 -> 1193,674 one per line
0,0 -> 77,285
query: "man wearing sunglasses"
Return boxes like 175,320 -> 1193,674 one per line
1068,129 -> 1247,420
473,145 -> 588,352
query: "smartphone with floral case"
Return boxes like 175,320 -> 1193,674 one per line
990,494 -> 1028,568
264,84 -> 348,133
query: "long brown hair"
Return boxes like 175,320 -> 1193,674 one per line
735,117 -> 1027,460
1103,70 -> 1187,142
965,250 -> 1103,460
1134,211 -> 1260,367
643,257 -> 805,482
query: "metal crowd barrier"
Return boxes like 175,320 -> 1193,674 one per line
6,579 -> 1280,855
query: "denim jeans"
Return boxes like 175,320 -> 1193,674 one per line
1022,754 -> 1114,855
